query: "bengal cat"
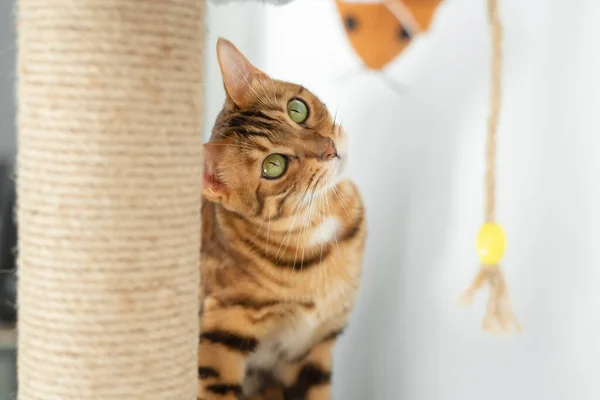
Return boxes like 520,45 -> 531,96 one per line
198,38 -> 367,400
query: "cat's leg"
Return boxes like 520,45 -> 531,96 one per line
278,338 -> 336,400
197,339 -> 247,400
197,298 -> 271,400
242,369 -> 286,400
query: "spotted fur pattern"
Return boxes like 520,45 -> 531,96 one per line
198,39 -> 366,400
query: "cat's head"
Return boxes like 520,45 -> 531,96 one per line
203,38 -> 348,221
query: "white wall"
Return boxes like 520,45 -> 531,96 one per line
204,2 -> 268,140
214,1 -> 600,399
0,0 -> 597,398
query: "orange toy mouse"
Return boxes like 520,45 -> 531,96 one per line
335,0 -> 444,69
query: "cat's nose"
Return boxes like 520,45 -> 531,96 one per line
321,138 -> 338,161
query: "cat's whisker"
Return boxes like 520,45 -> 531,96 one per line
296,169 -> 319,212
294,185 -> 318,269
332,107 -> 340,128
332,186 -> 351,219
331,108 -> 342,138
326,185 -> 356,286
324,190 -> 341,259
300,183 -> 327,269
255,209 -> 269,235
277,210 -> 298,262
313,187 -> 326,288
336,184 -> 351,205
276,193 -> 308,263
319,185 -> 327,263
293,196 -> 311,272
319,185 -> 336,287
235,208 -> 267,261
298,195 -> 313,260
300,191 -> 318,271
265,217 -> 271,254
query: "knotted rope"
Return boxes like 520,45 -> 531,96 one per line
459,0 -> 521,335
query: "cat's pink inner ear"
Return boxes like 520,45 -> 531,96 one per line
216,38 -> 264,108
202,141 -> 227,198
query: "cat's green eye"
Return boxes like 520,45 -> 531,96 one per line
287,99 -> 308,124
262,154 -> 287,179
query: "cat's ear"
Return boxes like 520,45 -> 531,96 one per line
216,38 -> 266,108
202,141 -> 228,202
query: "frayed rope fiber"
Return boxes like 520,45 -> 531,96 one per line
459,0 -> 520,335
16,1 -> 205,398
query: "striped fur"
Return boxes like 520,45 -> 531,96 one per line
198,39 -> 366,400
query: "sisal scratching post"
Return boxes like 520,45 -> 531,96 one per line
459,0 -> 521,335
17,1 -> 205,398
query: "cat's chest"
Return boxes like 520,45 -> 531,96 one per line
246,218 -> 347,368
309,216 -> 341,245
246,309 -> 320,372
246,286 -> 352,372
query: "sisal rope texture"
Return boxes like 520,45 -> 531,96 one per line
17,0 -> 205,398
459,0 -> 520,335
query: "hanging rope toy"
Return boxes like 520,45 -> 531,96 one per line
458,0 -> 521,335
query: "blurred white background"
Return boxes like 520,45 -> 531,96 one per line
203,0 -> 600,399
1,0 -> 599,399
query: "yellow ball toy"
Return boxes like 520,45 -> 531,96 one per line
476,223 -> 506,265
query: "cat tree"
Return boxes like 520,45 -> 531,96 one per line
17,0 -> 204,398
15,0 -> 519,397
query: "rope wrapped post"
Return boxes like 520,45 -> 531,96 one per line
17,1 -> 205,398
459,0 -> 521,335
